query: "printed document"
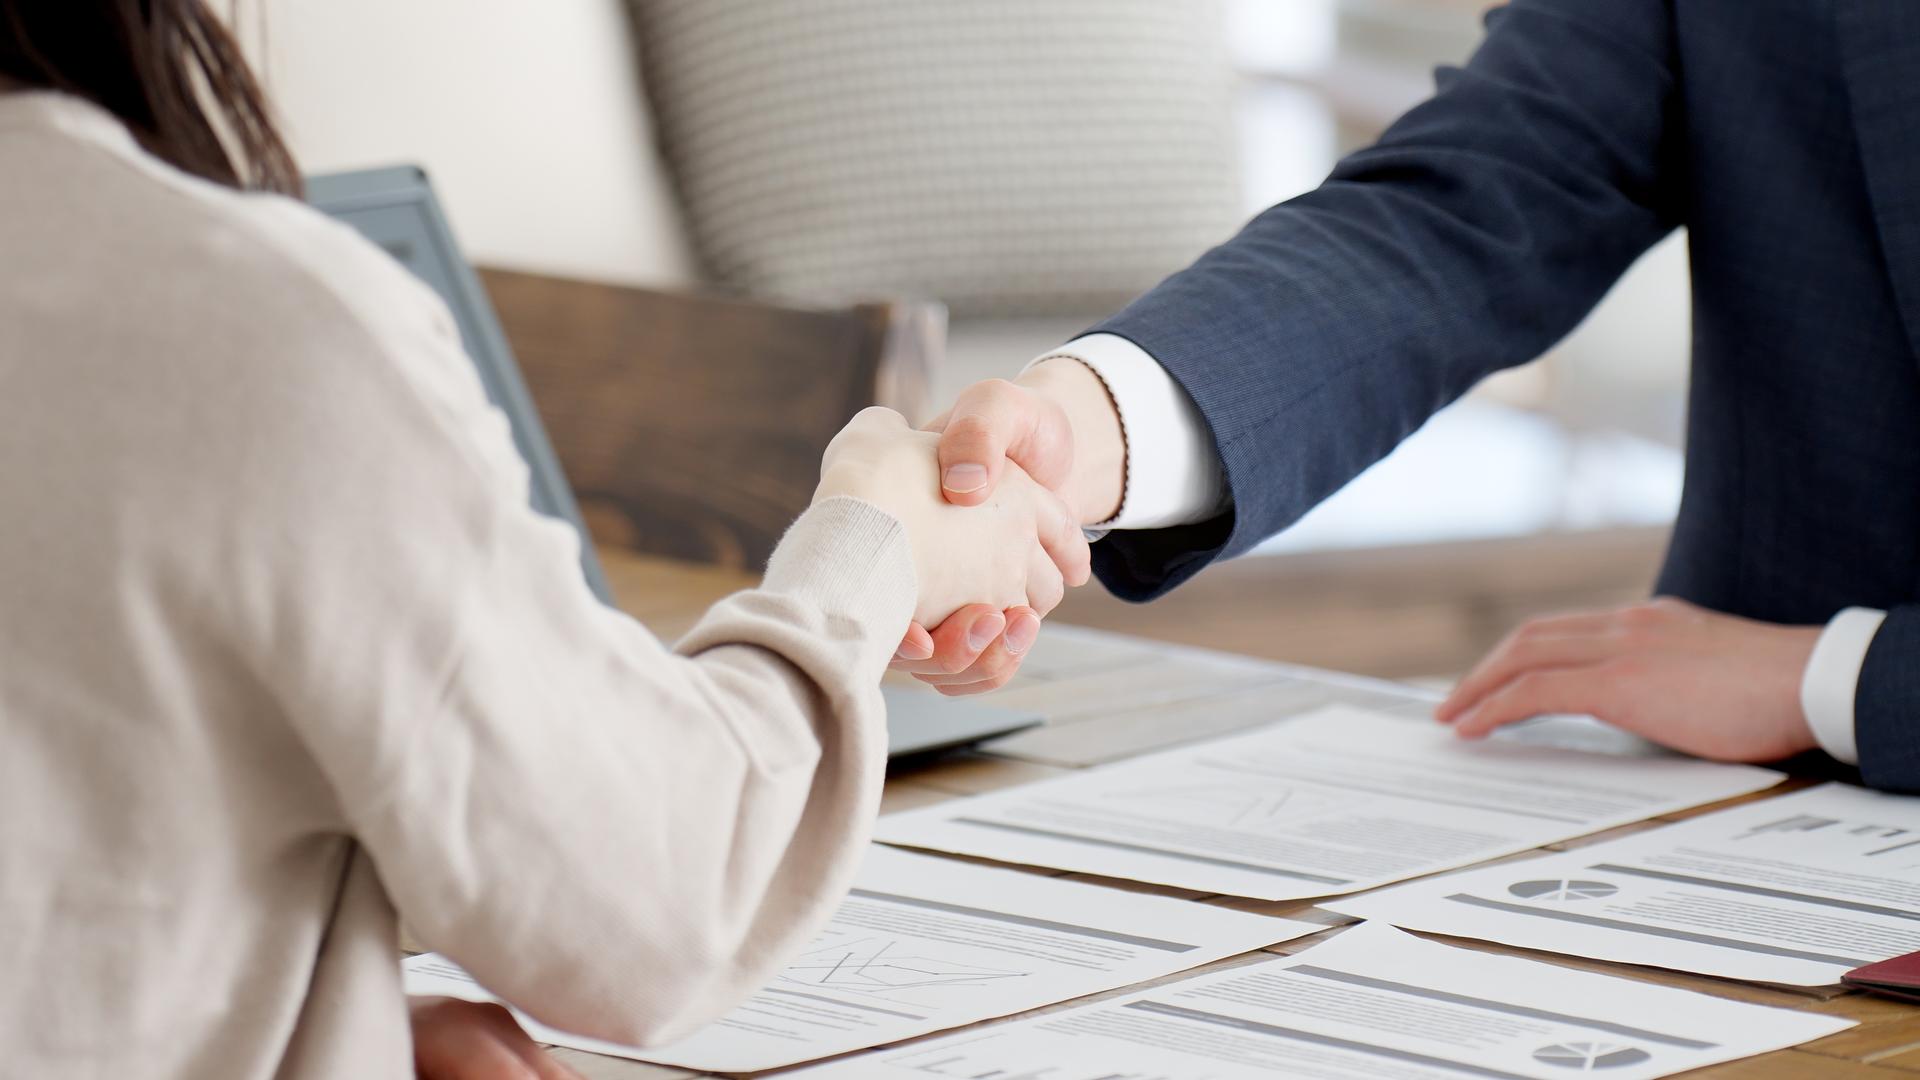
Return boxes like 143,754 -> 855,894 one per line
1334,782 -> 1920,985
787,922 -> 1852,1080
403,846 -> 1316,1071
874,707 -> 1781,900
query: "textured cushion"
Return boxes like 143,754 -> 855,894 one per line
630,0 -> 1242,317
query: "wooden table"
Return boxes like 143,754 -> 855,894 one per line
558,548 -> 1920,1080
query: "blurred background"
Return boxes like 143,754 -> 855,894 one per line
229,0 -> 1689,680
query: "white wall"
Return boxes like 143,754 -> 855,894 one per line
229,0 -> 699,287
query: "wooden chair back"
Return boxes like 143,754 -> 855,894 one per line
479,268 -> 938,569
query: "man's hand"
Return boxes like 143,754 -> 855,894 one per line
817,408 -> 1090,627
410,996 -> 583,1080
891,359 -> 1127,693
1436,598 -> 1824,762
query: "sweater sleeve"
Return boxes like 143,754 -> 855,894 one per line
1088,0 -> 1686,599
215,233 -> 915,1047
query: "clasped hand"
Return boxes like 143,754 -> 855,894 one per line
816,361 -> 1121,694
815,407 -> 1091,636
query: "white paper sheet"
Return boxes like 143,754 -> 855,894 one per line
788,923 -> 1853,1080
874,706 -> 1781,900
1333,782 -> 1920,985
403,846 -> 1317,1071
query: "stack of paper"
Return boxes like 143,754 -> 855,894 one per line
1333,782 -> 1920,985
404,846 -> 1317,1071
876,706 -> 1783,900
787,923 -> 1853,1080
407,705 -> 1875,1078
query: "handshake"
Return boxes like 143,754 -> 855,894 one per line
814,358 -> 1128,694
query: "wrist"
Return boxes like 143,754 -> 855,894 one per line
1768,623 -> 1824,759
1016,357 -> 1125,525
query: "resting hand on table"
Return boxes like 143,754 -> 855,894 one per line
1436,598 -> 1824,762
816,407 -> 1090,630
886,359 -> 1127,693
410,997 -> 582,1080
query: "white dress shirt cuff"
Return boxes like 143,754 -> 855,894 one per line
1025,334 -> 1228,531
1799,606 -> 1887,765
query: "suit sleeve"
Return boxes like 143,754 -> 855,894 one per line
1089,0 -> 1686,600
1853,608 -> 1920,791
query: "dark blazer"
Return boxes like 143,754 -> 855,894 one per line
1090,1 -> 1920,787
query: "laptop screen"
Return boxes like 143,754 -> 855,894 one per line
304,166 -> 614,604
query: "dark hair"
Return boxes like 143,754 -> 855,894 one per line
0,0 -> 300,195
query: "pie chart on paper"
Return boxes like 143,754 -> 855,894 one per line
1508,879 -> 1620,902
1532,1041 -> 1653,1070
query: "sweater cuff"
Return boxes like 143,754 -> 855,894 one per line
1854,606 -> 1920,792
760,495 -> 917,643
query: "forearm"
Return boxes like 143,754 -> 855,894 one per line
367,499 -> 912,1048
1085,0 -> 1682,592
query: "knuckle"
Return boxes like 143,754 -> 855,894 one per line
1617,603 -> 1665,629
942,416 -> 999,454
972,651 -> 1015,681
1511,620 -> 1550,643
1507,671 -> 1552,700
1030,577 -> 1066,614
1599,654 -> 1649,681
976,378 -> 1023,406
946,411 -> 994,438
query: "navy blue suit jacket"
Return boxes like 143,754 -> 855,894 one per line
1090,1 -> 1920,787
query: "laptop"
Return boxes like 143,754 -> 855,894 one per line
305,166 -> 1040,758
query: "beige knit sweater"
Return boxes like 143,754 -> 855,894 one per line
0,91 -> 915,1078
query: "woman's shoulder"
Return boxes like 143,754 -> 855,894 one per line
192,186 -> 463,364
6,95 -> 504,475
8,93 -> 456,361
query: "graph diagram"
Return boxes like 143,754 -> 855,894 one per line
1532,1042 -> 1652,1070
1508,879 -> 1620,902
780,937 -> 1028,1003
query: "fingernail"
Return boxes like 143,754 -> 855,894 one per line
1004,615 -> 1040,656
943,464 -> 989,493
966,613 -> 1006,652
895,640 -> 933,662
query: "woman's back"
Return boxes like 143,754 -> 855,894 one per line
0,90 -> 922,1077
0,90 -> 457,1076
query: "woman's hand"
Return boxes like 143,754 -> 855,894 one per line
887,360 -> 1126,693
815,407 -> 1091,630
1436,598 -> 1824,762
410,997 -> 582,1080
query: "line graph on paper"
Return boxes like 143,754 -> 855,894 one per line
778,936 -> 1030,1007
